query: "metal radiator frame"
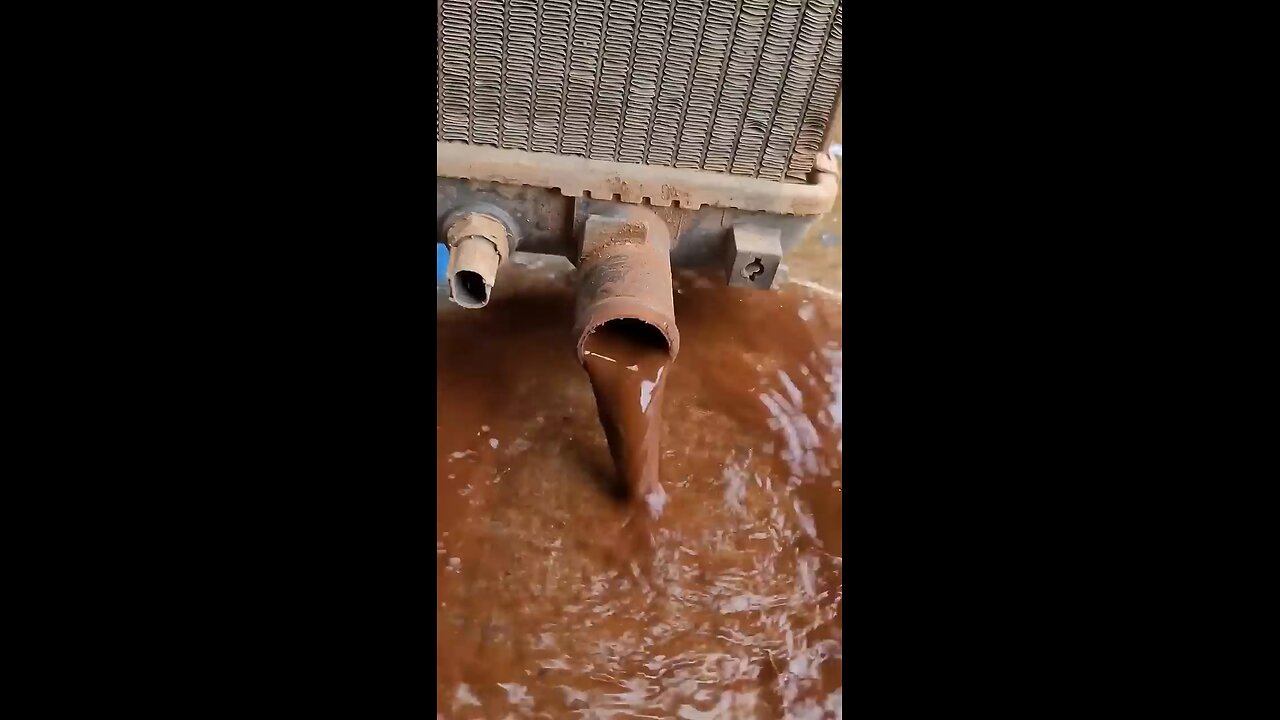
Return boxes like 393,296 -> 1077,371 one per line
437,142 -> 838,216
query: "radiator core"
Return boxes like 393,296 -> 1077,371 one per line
437,0 -> 843,183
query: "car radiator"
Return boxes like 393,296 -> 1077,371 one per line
436,0 -> 842,298
437,0 -> 842,183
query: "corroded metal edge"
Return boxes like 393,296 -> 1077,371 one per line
573,208 -> 680,362
437,142 -> 838,216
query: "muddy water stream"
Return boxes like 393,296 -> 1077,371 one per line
437,263 -> 843,718
583,322 -> 673,518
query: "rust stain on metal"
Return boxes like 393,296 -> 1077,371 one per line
580,253 -> 629,292
573,208 -> 680,361
581,218 -> 651,265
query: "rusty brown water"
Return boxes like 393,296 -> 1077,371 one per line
437,263 -> 842,718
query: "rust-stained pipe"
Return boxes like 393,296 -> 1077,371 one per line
573,207 -> 680,516
573,208 -> 680,362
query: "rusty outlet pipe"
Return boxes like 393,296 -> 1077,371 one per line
573,208 -> 681,363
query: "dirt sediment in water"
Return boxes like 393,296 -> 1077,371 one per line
437,263 -> 842,718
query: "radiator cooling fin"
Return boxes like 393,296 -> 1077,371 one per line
436,0 -> 842,183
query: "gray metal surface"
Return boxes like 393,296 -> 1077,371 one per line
724,224 -> 783,289
437,0 -> 843,183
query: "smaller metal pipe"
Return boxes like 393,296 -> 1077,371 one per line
445,212 -> 510,309
447,237 -> 501,308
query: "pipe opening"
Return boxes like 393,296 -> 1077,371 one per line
589,318 -> 671,355
453,270 -> 489,308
